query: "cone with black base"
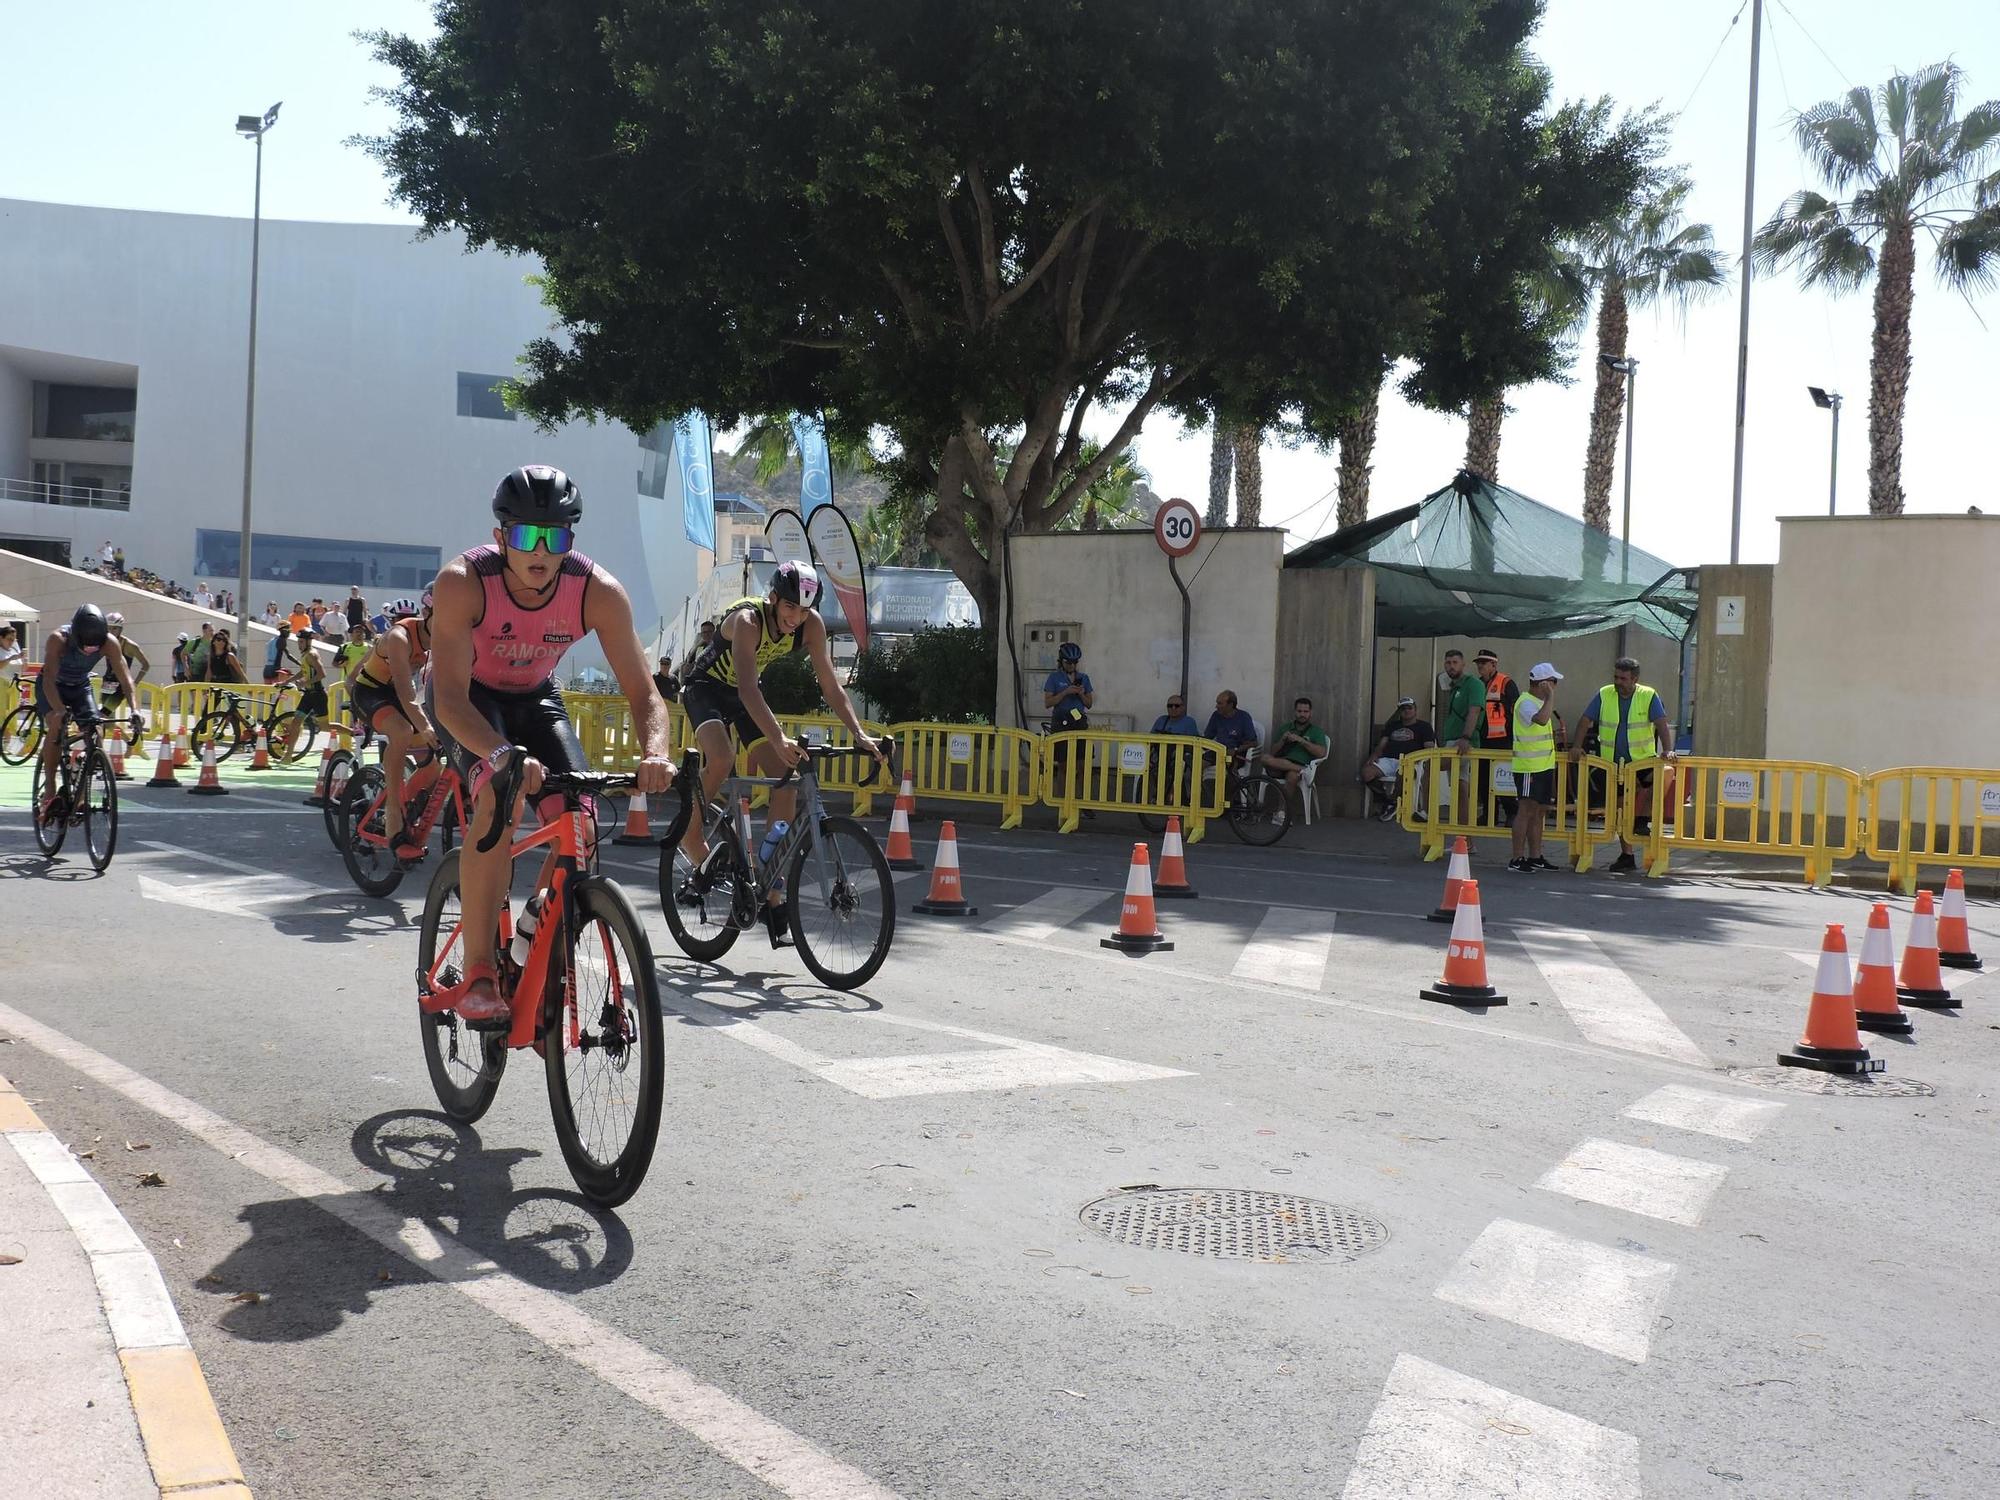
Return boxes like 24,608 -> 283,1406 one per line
105,724 -> 130,780
246,725 -> 272,770
913,821 -> 977,916
1102,844 -> 1173,954
1852,903 -> 1914,1035
1897,890 -> 1955,1008
1779,923 -> 1884,1075
613,791 -> 658,846
1420,880 -> 1506,1005
186,739 -> 229,797
1154,816 -> 1198,898
1937,869 -> 1984,971
146,733 -> 180,788
884,795 -> 922,871
1429,836 -> 1472,922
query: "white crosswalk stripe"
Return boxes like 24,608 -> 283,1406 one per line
1434,1219 -> 1677,1363
977,886 -> 1106,942
1231,907 -> 1334,990
1535,1138 -> 1729,1227
1515,928 -> 1709,1067
1621,1084 -> 1785,1143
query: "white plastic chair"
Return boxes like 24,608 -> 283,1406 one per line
1297,756 -> 1320,825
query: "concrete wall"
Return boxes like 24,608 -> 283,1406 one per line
0,356 -> 28,479
1692,563 -> 1772,760
1276,568 -> 1376,817
996,528 -> 1285,735
1767,515 -> 2000,771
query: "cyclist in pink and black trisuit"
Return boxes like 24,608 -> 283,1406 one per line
427,464 -> 674,1026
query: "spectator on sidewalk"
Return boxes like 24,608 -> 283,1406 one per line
653,655 -> 680,703
1474,647 -> 1518,823
1572,654 -> 1674,873
1150,695 -> 1198,737
287,601 -> 312,635
1042,642 -> 1094,803
1149,692 -> 1199,802
194,583 -> 214,611
263,626 -> 297,684
0,623 -> 21,672
334,624 -> 371,687
676,619 -> 715,680
203,629 -> 246,684
171,633 -> 191,683
1508,663 -> 1561,872
185,623 -> 213,682
1360,697 -> 1436,819
100,540 -> 116,569
1438,647 -> 1483,818
112,545 -> 125,576
345,585 -> 370,639
261,601 -> 281,630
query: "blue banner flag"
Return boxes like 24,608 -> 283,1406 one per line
676,412 -> 715,552
790,413 -> 833,519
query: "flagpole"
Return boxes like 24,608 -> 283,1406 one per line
1727,0 -> 1763,565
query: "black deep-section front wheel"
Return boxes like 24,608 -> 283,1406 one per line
787,814 -> 895,990
416,849 -> 507,1123
545,876 -> 665,1209
658,822 -> 747,963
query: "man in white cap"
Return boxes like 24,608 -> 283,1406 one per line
1509,662 -> 1562,872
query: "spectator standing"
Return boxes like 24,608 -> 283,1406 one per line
1473,648 -> 1518,822
194,583 -> 214,611
287,601 -> 312,635
170,633 -> 191,683
186,622 -> 214,681
204,629 -> 246,684
1258,695 -> 1331,809
653,656 -> 680,703
1572,654 -> 1673,872
263,626 -> 296,684
0,623 -> 22,672
1509,663 -> 1562,871
112,546 -> 126,576
100,540 -> 116,569
1438,647 -> 1484,820
1041,641 -> 1094,802
1360,696 -> 1437,819
334,624 -> 372,687
676,620 -> 715,681
346,585 -> 370,639
261,601 -> 281,629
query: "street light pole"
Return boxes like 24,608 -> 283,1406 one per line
1604,354 -> 1639,656
1728,0 -> 1764,564
234,102 -> 281,644
1808,386 -> 1842,515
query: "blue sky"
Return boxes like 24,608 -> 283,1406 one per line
3,1 -> 1994,565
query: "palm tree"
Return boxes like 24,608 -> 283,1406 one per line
1754,62 -> 2000,514
1059,444 -> 1149,532
1336,377 -> 1382,528
1206,421 -> 1235,526
1232,426 -> 1263,526
1574,169 -> 1729,531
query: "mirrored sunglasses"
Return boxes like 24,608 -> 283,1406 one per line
503,522 -> 574,555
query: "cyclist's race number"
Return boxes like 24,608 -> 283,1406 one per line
1154,498 -> 1202,559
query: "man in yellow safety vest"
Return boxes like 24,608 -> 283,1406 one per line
1508,663 -> 1562,872
1570,654 -> 1673,872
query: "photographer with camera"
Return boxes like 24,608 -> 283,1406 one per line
1042,641 -> 1095,803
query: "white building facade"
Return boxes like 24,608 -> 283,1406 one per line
0,197 -> 696,663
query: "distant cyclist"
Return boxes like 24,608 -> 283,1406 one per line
677,560 -> 888,947
100,612 -> 149,726
33,605 -> 139,824
428,464 -> 675,1025
349,593 -> 438,861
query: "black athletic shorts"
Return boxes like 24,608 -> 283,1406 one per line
34,676 -> 99,726
351,678 -> 418,734
429,677 -> 589,813
297,684 -> 329,719
1517,767 -> 1558,805
680,678 -> 769,749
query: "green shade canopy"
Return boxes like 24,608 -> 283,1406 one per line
1286,472 -> 1696,640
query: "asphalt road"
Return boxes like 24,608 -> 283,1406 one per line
2,784 -> 1998,1500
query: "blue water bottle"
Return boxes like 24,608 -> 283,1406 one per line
758,819 -> 790,866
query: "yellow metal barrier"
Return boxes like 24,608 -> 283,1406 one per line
1633,757 -> 1861,885
891,722 -> 1040,831
1040,729 -> 1225,842
1864,766 -> 2000,893
1398,748 -> 1621,870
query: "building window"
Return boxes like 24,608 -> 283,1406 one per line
35,384 -> 137,442
193,528 -> 442,590
456,372 -> 517,421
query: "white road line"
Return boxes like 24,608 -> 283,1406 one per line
978,885 -> 1106,942
1231,907 -> 1334,990
1434,1219 -> 1677,1363
1787,950 -> 1985,993
1515,928 -> 1710,1068
1339,1353 -> 1641,1500
134,840 -> 317,879
1535,1138 -> 1729,1227
1621,1084 -> 1786,1144
0,1000 -> 903,1500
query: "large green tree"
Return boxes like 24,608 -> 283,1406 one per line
1754,62 -> 2000,514
367,0 -> 1639,619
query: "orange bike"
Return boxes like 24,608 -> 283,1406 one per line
341,751 -> 464,897
415,763 -> 663,1208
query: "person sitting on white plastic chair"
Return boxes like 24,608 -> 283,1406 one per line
1256,695 -> 1330,819
1360,697 -> 1436,822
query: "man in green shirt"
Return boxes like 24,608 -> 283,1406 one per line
1438,648 -> 1484,821
1258,694 -> 1331,812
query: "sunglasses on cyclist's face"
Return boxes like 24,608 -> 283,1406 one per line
502,522 -> 575,555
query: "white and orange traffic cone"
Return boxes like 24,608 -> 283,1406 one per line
186,739 -> 229,797
1897,890 -> 1955,1008
304,740 -> 336,807
884,794 -> 922,871
146,733 -> 180,788
1779,924 -> 1883,1075
1102,843 -> 1173,954
1852,902 -> 1914,1035
912,821 -> 978,917
105,724 -> 130,780
613,791 -> 657,846
246,725 -> 272,770
1937,869 -> 1984,971
1428,835 -> 1472,923
173,728 -> 191,768
1419,880 -> 1506,1005
1154,816 -> 1198,899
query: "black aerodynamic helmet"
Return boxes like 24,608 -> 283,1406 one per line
69,602 -> 109,649
492,464 -> 583,527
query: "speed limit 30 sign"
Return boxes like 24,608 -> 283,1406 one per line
1154,497 -> 1203,558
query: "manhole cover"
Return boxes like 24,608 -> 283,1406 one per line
1079,1187 -> 1389,1264
1729,1066 -> 1935,1098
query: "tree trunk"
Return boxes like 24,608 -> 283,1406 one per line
1581,281 -> 1629,532
1081,496 -> 1099,531
1335,379 -> 1381,529
1232,426 -> 1263,526
1207,422 -> 1235,526
1464,393 -> 1505,482
1867,217 -> 1915,515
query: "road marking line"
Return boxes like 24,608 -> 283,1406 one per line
1788,950 -> 1985,993
0,1001 -> 904,1500
1434,1219 -> 1677,1363
977,885 -> 1106,942
1621,1084 -> 1786,1143
1535,1138 -> 1729,1227
1339,1353 -> 1641,1500
1516,928 -> 1710,1067
1231,907 -> 1334,990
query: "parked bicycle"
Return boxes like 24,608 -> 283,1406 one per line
1222,747 -> 1293,847
415,764 -> 663,1209
658,743 -> 895,990
191,684 -> 322,764
30,716 -> 121,871
341,750 -> 463,897
1,675 -> 44,766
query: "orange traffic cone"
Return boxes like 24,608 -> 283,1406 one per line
613,791 -> 657,846
105,724 -> 130,780
246,726 -> 272,770
304,740 -> 336,807
1779,924 -> 1883,1075
146,733 -> 180,787
884,795 -> 921,871
1428,836 -> 1472,923
1154,816 -> 1198,899
1102,843 -> 1174,954
913,821 -> 978,916
173,729 -> 191,768
1937,869 -> 1984,971
187,738 -> 229,797
1852,903 -> 1914,1035
1897,890 -> 1955,1008
1420,880 -> 1506,1005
